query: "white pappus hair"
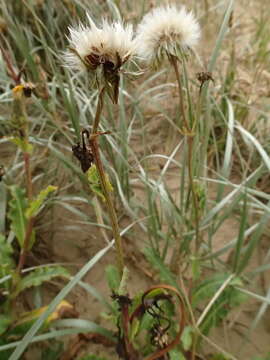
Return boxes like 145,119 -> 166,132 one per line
136,5 -> 201,65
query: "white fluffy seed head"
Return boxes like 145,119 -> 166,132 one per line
64,14 -> 136,72
136,5 -> 201,65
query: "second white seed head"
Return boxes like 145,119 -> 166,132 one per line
136,5 -> 201,65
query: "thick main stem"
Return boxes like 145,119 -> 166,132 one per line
170,55 -> 200,253
90,90 -> 125,276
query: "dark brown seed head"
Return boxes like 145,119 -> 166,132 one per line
196,71 -> 214,84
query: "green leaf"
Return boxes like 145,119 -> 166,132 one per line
6,300 -> 75,338
138,312 -> 155,335
0,338 -> 12,360
130,317 -> 140,342
0,315 -> 12,336
169,349 -> 186,360
10,138 -> 33,153
0,234 -> 14,271
86,165 -> 113,202
193,274 -> 247,335
41,341 -> 64,360
118,266 -> 129,295
16,266 -> 69,295
181,326 -> 194,351
143,247 -> 178,288
26,185 -> 57,218
105,265 -> 120,292
8,186 -> 28,248
192,273 -> 242,308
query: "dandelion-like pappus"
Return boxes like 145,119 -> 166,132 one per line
136,5 -> 200,67
64,14 -> 137,103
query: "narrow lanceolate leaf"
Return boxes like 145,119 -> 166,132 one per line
181,326 -> 194,351
87,165 -> 113,202
192,273 -> 242,308
26,185 -> 58,218
0,234 -> 14,271
0,315 -> 12,336
7,301 -> 76,338
8,186 -> 28,248
105,265 -> 121,292
143,247 -> 178,288
15,266 -> 69,295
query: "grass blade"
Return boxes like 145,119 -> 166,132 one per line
8,242 -> 114,360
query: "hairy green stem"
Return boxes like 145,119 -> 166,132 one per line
90,90 -> 125,276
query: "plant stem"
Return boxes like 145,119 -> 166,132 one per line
16,217 -> 34,274
23,151 -> 33,200
90,90 -> 125,276
92,87 -> 105,135
169,55 -> 200,253
16,149 -> 35,276
169,55 -> 189,131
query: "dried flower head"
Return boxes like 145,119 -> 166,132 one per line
136,5 -> 200,66
64,14 -> 136,103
